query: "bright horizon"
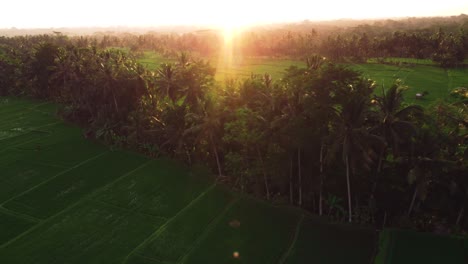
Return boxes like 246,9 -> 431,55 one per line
1,0 -> 468,29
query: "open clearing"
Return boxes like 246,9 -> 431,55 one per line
138,52 -> 468,107
0,97 -> 466,263
137,51 -> 305,81
350,62 -> 468,106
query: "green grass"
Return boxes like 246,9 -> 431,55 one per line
284,217 -> 377,264
367,57 -> 436,66
375,229 -> 467,264
16,135 -> 107,167
464,238 -> 468,257
0,212 -> 36,245
127,187 -> 235,263
136,51 -> 305,81
95,159 -> 211,218
182,197 -> 301,264
0,131 -> 50,153
213,57 -> 305,81
0,200 -> 166,264
350,63 -> 468,106
0,161 -> 65,203
3,151 -> 148,219
137,52 -> 468,107
137,51 -> 176,70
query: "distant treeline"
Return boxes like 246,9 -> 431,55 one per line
5,15 -> 465,67
0,27 -> 467,234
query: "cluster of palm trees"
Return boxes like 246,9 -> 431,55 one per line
0,36 -> 466,232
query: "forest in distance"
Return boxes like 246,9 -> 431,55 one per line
0,14 -> 467,236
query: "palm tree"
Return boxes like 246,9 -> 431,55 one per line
223,106 -> 272,200
156,63 -> 178,102
370,83 -> 424,202
274,67 -> 308,206
373,83 -> 423,157
177,59 -> 215,108
305,55 -> 326,72
184,97 -> 224,177
329,85 -> 384,222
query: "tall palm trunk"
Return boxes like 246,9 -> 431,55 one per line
456,206 -> 465,227
407,186 -> 418,216
112,92 -> 119,113
345,155 -> 352,222
256,146 -> 270,200
210,134 -> 222,177
372,147 -> 386,195
298,147 -> 302,207
289,154 -> 294,204
319,142 -> 325,216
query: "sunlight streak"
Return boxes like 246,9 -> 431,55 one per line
216,24 -> 241,81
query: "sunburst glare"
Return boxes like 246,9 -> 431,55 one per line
217,22 -> 242,80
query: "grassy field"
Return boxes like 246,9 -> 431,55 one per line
349,62 -> 468,106
138,52 -> 468,107
137,51 -> 305,81
0,97 -> 379,263
213,57 -> 305,81
284,217 -> 377,264
367,57 -> 437,66
374,229 -> 467,264
137,51 -> 176,71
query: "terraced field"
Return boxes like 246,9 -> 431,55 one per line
0,97 -> 377,263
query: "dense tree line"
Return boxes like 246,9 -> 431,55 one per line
33,15 -> 468,67
0,34 -> 467,234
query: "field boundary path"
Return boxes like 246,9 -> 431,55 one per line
278,213 -> 305,264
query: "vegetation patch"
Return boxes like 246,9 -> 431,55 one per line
0,212 -> 36,245
3,151 -> 148,219
95,159 -> 211,218
375,229 -> 467,264
182,197 -> 300,264
128,187 -> 235,263
0,160 -> 64,203
284,217 -> 377,264
0,200 -> 166,264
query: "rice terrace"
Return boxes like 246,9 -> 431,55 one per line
1,1 -> 468,263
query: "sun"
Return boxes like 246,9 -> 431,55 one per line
217,17 -> 243,74
220,16 -> 243,44
223,26 -> 234,45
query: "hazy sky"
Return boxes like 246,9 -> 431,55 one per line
1,0 -> 468,28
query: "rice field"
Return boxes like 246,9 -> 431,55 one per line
350,62 -> 468,106
137,51 -> 305,80
1,97 -> 465,263
138,52 -> 468,107
0,97 -> 379,263
374,229 -> 467,264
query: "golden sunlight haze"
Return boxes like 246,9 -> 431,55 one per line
1,0 -> 467,28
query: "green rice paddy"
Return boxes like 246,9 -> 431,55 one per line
350,62 -> 468,106
375,229 -> 467,264
137,51 -> 305,80
0,95 -> 465,263
138,52 -> 468,107
0,97 -> 377,263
